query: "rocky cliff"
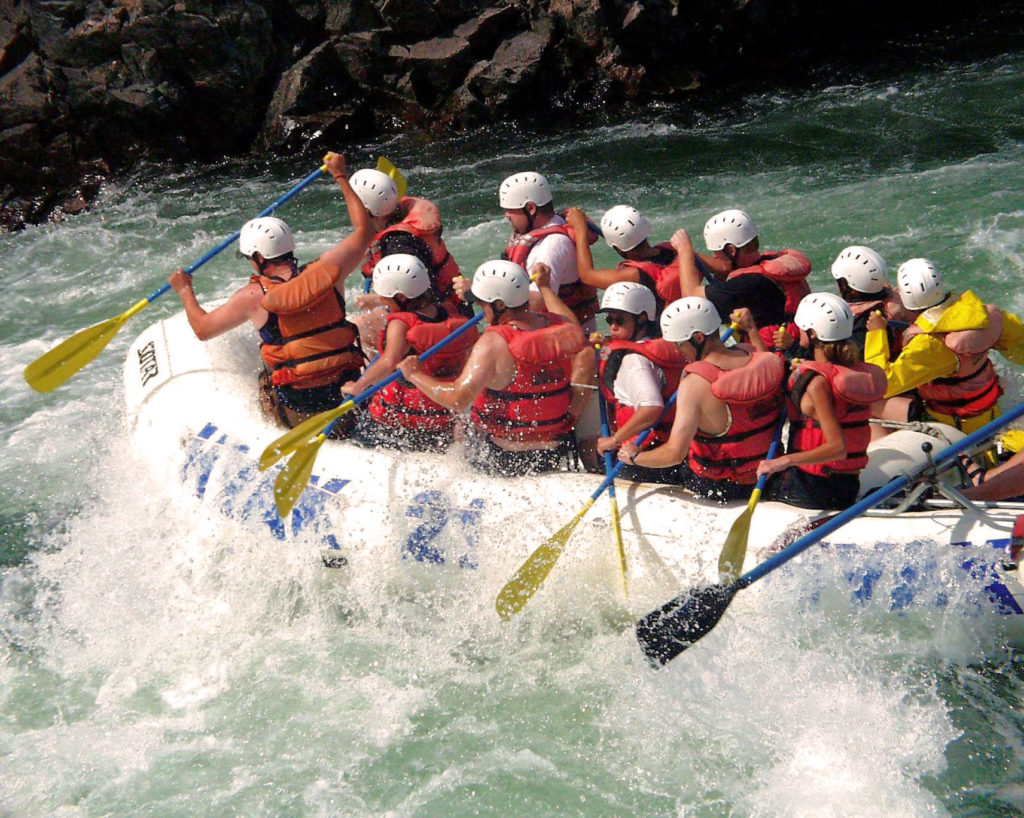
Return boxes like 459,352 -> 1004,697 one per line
2,0 -> 1022,230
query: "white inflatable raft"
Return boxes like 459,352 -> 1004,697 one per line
123,309 -> 1024,621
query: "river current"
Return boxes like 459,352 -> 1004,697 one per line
3,53 -> 1024,816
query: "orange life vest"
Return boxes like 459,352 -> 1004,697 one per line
503,224 -> 600,325
786,360 -> 887,477
598,338 -> 689,444
368,308 -> 478,431
471,313 -> 586,442
361,196 -> 460,302
255,260 -> 363,389
684,350 -> 785,485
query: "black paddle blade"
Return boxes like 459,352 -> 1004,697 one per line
635,583 -> 739,667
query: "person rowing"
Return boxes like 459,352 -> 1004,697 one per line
866,258 -> 1024,436
167,151 -> 371,433
757,292 -> 888,510
565,204 -> 711,317
398,260 -> 586,477
618,296 -> 785,503
595,282 -> 690,484
342,254 -> 478,452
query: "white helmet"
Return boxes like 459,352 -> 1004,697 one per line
600,205 -> 651,252
499,172 -> 553,209
830,246 -> 888,294
372,253 -> 430,299
794,292 -> 854,342
897,258 -> 945,311
598,281 -> 657,323
350,168 -> 400,217
660,297 -> 721,343
703,209 -> 759,251
470,260 -> 530,308
238,216 -> 294,260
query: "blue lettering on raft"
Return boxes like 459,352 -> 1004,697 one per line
180,423 -> 484,568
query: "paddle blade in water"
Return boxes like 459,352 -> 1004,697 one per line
717,505 -> 754,583
259,401 -> 353,470
24,312 -> 130,393
495,501 -> 592,619
273,435 -> 326,517
635,583 -> 738,667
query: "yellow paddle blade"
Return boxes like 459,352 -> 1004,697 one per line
259,400 -> 354,470
717,487 -> 761,582
376,156 -> 408,199
24,299 -> 149,393
609,495 -> 628,598
495,500 -> 593,619
273,434 -> 326,517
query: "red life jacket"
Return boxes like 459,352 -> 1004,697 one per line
255,260 -> 363,389
621,243 -> 680,310
471,313 -> 586,442
368,308 -> 478,431
684,350 -> 785,485
786,360 -> 887,477
503,224 -> 600,325
598,338 -> 689,444
361,197 -> 460,302
904,303 -> 1004,419
727,249 -> 812,319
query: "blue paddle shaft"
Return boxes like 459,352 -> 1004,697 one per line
322,311 -> 485,436
740,402 -> 1024,588
143,166 -> 328,305
595,349 -> 619,499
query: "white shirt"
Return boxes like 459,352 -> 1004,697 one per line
613,340 -> 666,409
524,214 -> 580,295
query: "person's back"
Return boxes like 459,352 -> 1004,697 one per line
167,151 -> 372,432
759,292 -> 888,510
617,296 -> 785,503
398,260 -> 586,477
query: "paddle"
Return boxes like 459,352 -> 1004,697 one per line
595,346 -> 628,597
24,164 -> 329,393
266,312 -> 485,516
635,401 -> 1024,666
495,392 -> 678,620
377,156 -> 408,199
716,412 -> 787,582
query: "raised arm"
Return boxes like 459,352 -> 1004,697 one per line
672,229 -> 707,299
319,152 -> 373,281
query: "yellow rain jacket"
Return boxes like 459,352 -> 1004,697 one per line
865,290 -> 1024,433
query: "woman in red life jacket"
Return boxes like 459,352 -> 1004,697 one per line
398,260 -> 586,477
758,292 -> 888,509
343,254 -> 478,452
595,281 -> 690,484
618,296 -> 786,503
167,151 -> 371,433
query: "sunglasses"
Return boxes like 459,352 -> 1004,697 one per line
605,313 -> 634,326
